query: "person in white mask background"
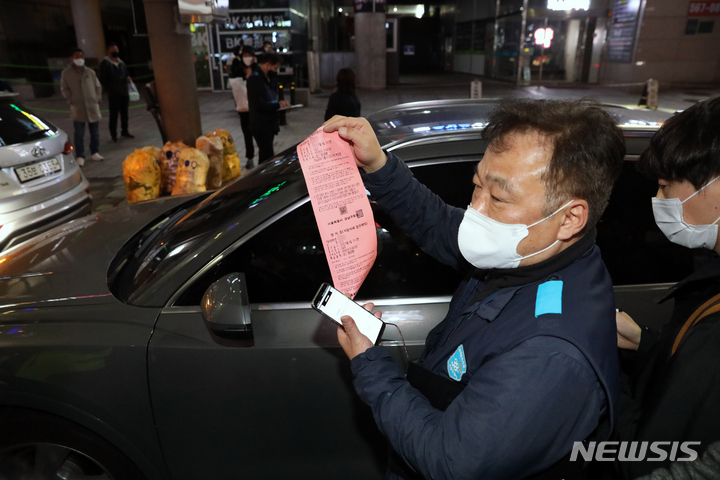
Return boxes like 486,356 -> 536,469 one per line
322,99 -> 626,480
613,96 -> 720,480
229,46 -> 258,168
60,48 -> 103,167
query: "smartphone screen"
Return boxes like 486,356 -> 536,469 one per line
312,284 -> 384,344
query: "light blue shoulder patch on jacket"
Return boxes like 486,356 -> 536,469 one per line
447,344 -> 467,382
535,280 -> 563,317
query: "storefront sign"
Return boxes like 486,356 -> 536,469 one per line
534,28 -> 554,48
219,10 -> 291,31
607,0 -> 641,63
688,1 -> 720,16
547,0 -> 589,10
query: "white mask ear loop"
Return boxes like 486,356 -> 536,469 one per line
678,176 -> 720,226
520,199 -> 575,261
681,176 -> 720,204
526,199 -> 575,228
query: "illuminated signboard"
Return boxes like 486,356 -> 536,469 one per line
688,1 -> 720,16
534,28 -> 554,48
547,0 -> 590,10
607,0 -> 641,63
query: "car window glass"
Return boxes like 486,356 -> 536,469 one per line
596,160 -> 715,285
0,101 -> 57,146
175,160 -> 478,306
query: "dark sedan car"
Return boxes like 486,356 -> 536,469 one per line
0,100 -> 708,480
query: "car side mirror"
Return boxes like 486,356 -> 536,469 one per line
201,272 -> 252,334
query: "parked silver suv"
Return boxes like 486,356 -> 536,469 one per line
0,92 -> 91,251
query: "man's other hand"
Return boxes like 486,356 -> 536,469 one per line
323,116 -> 387,174
616,310 -> 641,351
337,302 -> 381,360
279,100 -> 290,108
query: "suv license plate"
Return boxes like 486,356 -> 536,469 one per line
15,157 -> 61,183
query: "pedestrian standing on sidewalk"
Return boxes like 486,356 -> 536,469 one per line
99,42 -> 134,142
324,67 -> 361,120
247,52 -> 289,163
61,48 -> 103,166
230,46 -> 258,168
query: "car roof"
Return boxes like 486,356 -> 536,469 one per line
367,98 -> 673,146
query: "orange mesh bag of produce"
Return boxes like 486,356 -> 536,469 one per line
160,141 -> 189,194
142,146 -> 162,164
172,148 -> 210,195
196,135 -> 223,189
205,128 -> 241,182
122,149 -> 160,203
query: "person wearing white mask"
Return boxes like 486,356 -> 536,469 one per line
613,96 -> 720,480
322,99 -> 626,480
230,46 -> 258,168
61,48 -> 103,166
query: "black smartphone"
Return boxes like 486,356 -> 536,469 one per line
312,283 -> 384,344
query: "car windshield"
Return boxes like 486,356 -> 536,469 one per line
114,148 -> 304,302
0,99 -> 58,146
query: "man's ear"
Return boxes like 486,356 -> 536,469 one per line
557,200 -> 588,240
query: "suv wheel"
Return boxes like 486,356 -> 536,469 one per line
0,407 -> 145,480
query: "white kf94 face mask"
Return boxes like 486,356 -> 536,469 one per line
458,199 -> 574,269
652,176 -> 720,250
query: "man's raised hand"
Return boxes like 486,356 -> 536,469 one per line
323,116 -> 387,174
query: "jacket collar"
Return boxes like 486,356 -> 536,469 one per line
104,56 -> 124,65
660,253 -> 720,302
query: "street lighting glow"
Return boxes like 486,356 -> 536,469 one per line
338,7 -> 343,12
415,5 -> 425,18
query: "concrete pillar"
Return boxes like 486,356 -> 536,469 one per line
143,0 -> 202,146
70,0 -> 106,64
355,12 -> 386,90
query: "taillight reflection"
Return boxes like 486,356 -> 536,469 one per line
63,141 -> 73,155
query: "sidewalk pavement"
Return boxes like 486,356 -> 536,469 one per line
20,74 -> 720,212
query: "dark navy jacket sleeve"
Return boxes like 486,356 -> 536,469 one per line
352,337 -> 606,480
247,73 -> 279,113
361,152 -> 468,271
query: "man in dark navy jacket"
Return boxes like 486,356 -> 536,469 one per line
323,99 -> 625,480
247,52 -> 289,163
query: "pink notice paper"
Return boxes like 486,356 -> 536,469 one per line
297,127 -> 377,298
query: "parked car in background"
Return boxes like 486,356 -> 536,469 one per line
0,92 -> 90,252
0,100 -> 702,480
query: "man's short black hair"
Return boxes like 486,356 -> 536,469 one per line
70,47 -> 84,56
482,98 -> 626,231
241,46 -> 255,56
638,95 -> 720,190
258,52 -> 282,66
107,42 -> 118,49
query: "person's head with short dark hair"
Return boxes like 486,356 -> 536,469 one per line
258,52 -> 281,67
336,68 -> 356,95
257,52 -> 282,77
69,48 -> 85,67
638,96 -> 720,254
638,96 -> 720,190
263,41 -> 274,53
241,46 -> 255,57
482,98 -> 626,233
107,42 -> 120,59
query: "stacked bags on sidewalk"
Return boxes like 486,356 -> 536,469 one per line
122,129 -> 244,203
